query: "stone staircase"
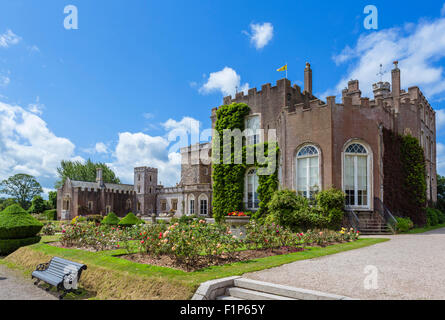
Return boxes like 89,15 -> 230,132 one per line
215,278 -> 351,300
356,211 -> 393,235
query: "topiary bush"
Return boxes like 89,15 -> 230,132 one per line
85,215 -> 103,223
102,212 -> 120,226
118,212 -> 144,227
0,204 -> 43,255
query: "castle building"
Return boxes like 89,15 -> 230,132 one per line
57,144 -> 212,220
58,61 -> 437,221
212,61 -> 437,214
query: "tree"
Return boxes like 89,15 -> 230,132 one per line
436,174 -> 445,212
0,174 -> 43,209
0,198 -> 18,211
48,191 -> 58,209
55,159 -> 121,189
28,195 -> 46,214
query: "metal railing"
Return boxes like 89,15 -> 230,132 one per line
374,197 -> 397,233
345,209 -> 361,231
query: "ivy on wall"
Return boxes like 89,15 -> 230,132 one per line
212,103 -> 279,222
383,128 -> 427,226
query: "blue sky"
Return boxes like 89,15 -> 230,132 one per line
1,0 -> 445,194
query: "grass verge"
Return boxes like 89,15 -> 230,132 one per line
0,238 -> 388,300
402,223 -> 445,234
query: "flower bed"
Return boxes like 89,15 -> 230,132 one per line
55,220 -> 360,270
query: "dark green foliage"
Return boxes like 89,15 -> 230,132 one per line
426,208 -> 442,226
48,191 -> 58,209
268,189 -> 345,231
55,159 -> 121,189
102,212 -> 120,226
0,205 -> 44,239
383,130 -> 427,226
43,209 -> 57,221
0,198 -> 18,211
395,217 -> 414,233
85,215 -> 104,223
28,195 -> 46,214
118,213 -> 144,227
212,103 -> 279,222
178,214 -> 197,224
0,236 -> 41,255
0,174 -> 43,209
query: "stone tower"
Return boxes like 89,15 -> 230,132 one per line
134,167 -> 158,215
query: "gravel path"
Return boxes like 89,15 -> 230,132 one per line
0,263 -> 56,300
244,228 -> 445,300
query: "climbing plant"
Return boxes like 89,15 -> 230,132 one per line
383,129 -> 427,226
212,103 -> 279,222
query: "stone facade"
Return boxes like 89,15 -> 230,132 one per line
212,61 -> 437,213
57,145 -> 212,220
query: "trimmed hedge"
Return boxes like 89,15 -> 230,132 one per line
102,212 -> 120,226
118,213 -> 144,227
0,236 -> 41,255
0,205 -> 43,239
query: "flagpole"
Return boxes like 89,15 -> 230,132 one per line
286,62 -> 288,79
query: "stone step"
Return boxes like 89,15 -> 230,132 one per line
216,295 -> 243,300
226,287 -> 296,300
233,278 -> 350,300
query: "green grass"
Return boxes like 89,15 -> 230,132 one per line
401,223 -> 445,234
0,237 -> 388,299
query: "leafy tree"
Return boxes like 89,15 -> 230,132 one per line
0,174 -> 43,209
436,174 -> 445,212
0,198 -> 18,211
55,159 -> 121,189
28,195 -> 46,214
48,191 -> 58,209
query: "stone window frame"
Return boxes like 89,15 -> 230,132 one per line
341,139 -> 373,211
188,194 -> 195,215
244,167 -> 259,210
244,113 -> 262,146
87,201 -> 93,212
198,194 -> 209,216
106,205 -> 111,214
160,200 -> 167,212
126,199 -> 132,210
295,144 -> 321,200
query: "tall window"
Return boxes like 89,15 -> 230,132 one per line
126,199 -> 132,210
88,201 -> 93,211
344,143 -> 369,208
246,168 -> 259,209
245,115 -> 260,145
190,199 -> 195,214
200,199 -> 208,215
296,145 -> 320,199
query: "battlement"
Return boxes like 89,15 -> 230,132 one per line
134,166 -> 158,173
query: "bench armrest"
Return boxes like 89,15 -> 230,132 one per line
35,262 -> 49,271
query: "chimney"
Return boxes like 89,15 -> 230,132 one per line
96,167 -> 104,187
304,62 -> 312,95
392,60 -> 401,113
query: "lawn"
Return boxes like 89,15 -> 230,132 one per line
0,236 -> 388,300
401,223 -> 445,234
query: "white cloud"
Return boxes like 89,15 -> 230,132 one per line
0,29 -> 21,48
27,96 -> 45,115
108,132 -> 181,187
0,76 -> 10,86
0,101 -> 79,180
245,22 -> 274,50
95,142 -> 108,154
326,17 -> 445,100
199,67 -> 249,97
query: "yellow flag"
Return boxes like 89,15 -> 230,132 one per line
277,64 -> 287,72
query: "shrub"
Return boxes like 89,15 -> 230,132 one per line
102,212 -> 120,226
43,209 -> 57,221
426,208 -> 439,226
40,223 -> 56,236
0,236 -> 41,255
85,215 -> 103,223
0,205 -> 44,239
118,212 -> 144,227
315,189 -> 345,212
436,209 -> 445,224
178,214 -> 197,224
395,217 -> 414,233
268,190 -> 307,230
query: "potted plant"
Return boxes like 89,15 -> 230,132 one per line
225,211 -> 250,239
